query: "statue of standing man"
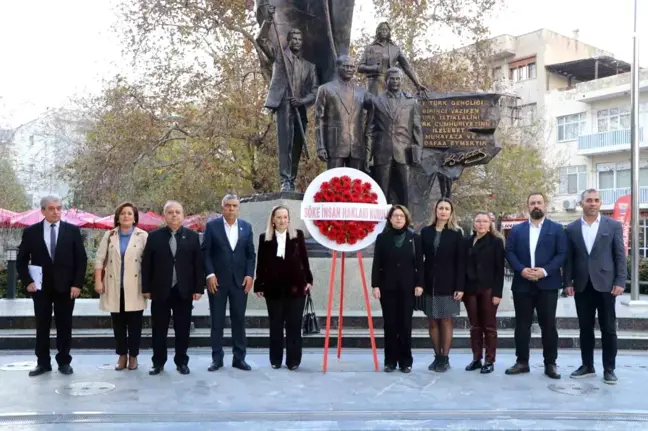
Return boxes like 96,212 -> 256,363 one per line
256,5 -> 319,192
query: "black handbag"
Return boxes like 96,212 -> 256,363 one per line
302,292 -> 320,335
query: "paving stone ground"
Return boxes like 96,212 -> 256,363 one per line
0,348 -> 647,430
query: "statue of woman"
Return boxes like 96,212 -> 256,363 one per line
358,22 -> 427,95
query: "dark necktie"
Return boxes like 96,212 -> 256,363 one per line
170,231 -> 177,287
50,224 -> 57,261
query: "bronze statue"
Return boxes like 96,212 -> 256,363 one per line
367,68 -> 422,208
256,5 -> 319,192
358,22 -> 427,96
314,55 -> 371,170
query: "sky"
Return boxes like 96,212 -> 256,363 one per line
0,0 -> 646,129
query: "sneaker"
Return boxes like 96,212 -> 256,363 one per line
570,365 -> 596,379
603,370 -> 618,385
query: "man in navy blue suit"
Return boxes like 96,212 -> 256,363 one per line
202,194 -> 256,371
505,192 -> 567,379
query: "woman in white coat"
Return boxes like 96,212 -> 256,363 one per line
95,202 -> 148,370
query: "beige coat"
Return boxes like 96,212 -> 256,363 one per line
95,227 -> 148,312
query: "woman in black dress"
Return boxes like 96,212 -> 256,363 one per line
371,205 -> 424,373
459,211 -> 505,374
420,198 -> 464,372
253,205 -> 313,370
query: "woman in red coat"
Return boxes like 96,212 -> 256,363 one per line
254,205 -> 313,370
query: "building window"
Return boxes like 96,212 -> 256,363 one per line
597,107 -> 630,132
557,113 -> 586,141
559,165 -> 587,195
630,219 -> 648,258
508,56 -> 537,82
597,161 -> 648,189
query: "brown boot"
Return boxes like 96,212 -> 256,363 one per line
115,355 -> 127,371
128,356 -> 138,370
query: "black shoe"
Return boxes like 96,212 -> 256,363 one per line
232,360 -> 252,371
603,369 -> 618,385
505,362 -> 530,375
58,365 -> 73,375
148,366 -> 164,375
400,366 -> 412,374
428,355 -> 439,371
271,364 -> 281,369
544,364 -> 561,379
384,364 -> 396,373
570,365 -> 596,379
435,356 -> 449,372
208,360 -> 223,372
176,364 -> 190,375
28,365 -> 52,377
480,362 -> 494,374
465,360 -> 482,371
287,364 -> 299,371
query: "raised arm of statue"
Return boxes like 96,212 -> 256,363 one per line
255,16 -> 276,63
397,50 -> 427,92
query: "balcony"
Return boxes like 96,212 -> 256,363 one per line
600,187 -> 648,206
577,128 -> 645,155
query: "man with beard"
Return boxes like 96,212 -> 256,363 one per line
504,192 -> 567,379
562,189 -> 625,384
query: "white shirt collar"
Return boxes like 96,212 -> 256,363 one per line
275,230 -> 287,239
529,217 -> 545,228
45,220 -> 61,228
224,218 -> 238,228
581,214 -> 601,226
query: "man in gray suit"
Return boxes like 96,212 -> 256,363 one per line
256,5 -> 319,191
315,55 -> 371,170
368,67 -> 422,207
563,188 -> 626,384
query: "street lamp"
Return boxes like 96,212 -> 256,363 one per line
4,248 -> 18,299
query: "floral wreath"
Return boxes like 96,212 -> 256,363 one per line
312,175 -> 379,245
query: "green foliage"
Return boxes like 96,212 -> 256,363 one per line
0,147 -> 30,211
0,260 -> 98,299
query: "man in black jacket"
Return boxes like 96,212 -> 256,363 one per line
142,200 -> 204,375
17,195 -> 88,376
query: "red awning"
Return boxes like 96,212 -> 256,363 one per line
0,209 -> 16,227
95,210 -> 164,231
10,209 -> 44,227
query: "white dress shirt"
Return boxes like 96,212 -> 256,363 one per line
224,219 -> 239,251
529,218 -> 547,276
581,214 -> 601,255
43,220 -> 61,258
275,230 -> 287,258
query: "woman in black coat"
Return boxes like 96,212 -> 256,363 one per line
420,198 -> 464,372
253,205 -> 313,370
458,211 -> 505,374
371,205 -> 424,373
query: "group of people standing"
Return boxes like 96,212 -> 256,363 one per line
371,189 -> 625,385
17,194 -> 313,376
16,188 -> 625,385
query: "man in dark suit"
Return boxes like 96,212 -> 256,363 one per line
142,201 -> 203,375
315,55 -> 372,170
505,192 -> 567,379
202,194 -> 256,371
16,195 -> 87,376
368,67 -> 422,207
563,189 -> 626,384
256,5 -> 318,192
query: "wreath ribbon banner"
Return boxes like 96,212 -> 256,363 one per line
301,202 -> 391,221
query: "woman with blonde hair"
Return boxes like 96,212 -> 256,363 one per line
253,205 -> 313,370
420,198 -> 464,372
458,211 -> 505,374
95,202 -> 148,371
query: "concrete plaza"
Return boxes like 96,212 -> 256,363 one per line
0,348 -> 647,430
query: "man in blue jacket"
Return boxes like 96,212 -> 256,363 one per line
505,192 -> 567,379
202,194 -> 256,371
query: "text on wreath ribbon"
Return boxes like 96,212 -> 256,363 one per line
301,202 -> 391,222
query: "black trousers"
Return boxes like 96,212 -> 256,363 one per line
379,288 -> 415,367
265,295 -> 307,366
32,288 -> 75,366
575,280 -> 617,370
208,283 -> 248,363
151,287 -> 193,367
110,287 -> 143,357
513,288 -> 558,365
373,162 -> 409,208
